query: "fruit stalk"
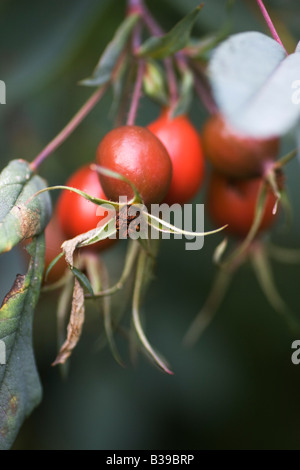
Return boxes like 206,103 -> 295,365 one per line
126,59 -> 145,126
256,0 -> 287,53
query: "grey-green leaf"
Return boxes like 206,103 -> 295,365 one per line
0,159 -> 52,254
208,32 -> 300,137
80,13 -> 139,87
0,234 -> 45,450
137,5 -> 203,59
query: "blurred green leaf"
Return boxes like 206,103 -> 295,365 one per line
184,28 -> 230,61
0,160 -> 52,254
137,5 -> 203,59
44,252 -> 64,282
171,67 -> 194,117
0,235 -> 44,450
80,13 -> 139,87
71,266 -> 94,297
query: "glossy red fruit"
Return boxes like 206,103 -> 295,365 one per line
202,113 -> 280,178
57,165 -> 115,251
95,125 -> 172,206
207,171 -> 278,238
148,109 -> 204,205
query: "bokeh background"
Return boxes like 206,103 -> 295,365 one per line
1,0 -> 300,450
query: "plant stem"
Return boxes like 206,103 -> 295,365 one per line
127,0 -> 144,15
191,63 -> 218,115
31,84 -> 108,171
256,0 -> 287,53
165,57 -> 178,107
139,0 -> 162,37
183,266 -> 233,346
126,59 -> 145,126
275,148 -> 297,168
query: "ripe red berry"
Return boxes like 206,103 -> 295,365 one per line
57,165 -> 115,251
148,110 -> 204,205
202,113 -> 280,178
95,125 -> 172,206
207,171 -> 278,238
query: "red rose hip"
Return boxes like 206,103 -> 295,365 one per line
148,109 -> 204,205
202,113 -> 280,178
207,171 -> 278,238
96,125 -> 172,206
57,165 -> 115,251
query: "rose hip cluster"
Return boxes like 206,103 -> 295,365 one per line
45,109 -> 204,281
202,113 -> 280,237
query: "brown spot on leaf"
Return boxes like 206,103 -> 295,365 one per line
1,274 -> 25,308
11,203 -> 41,239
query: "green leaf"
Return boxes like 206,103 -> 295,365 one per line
80,13 -> 139,87
209,32 -> 300,137
184,29 -> 230,61
44,252 -> 64,282
137,5 -> 203,59
0,160 -> 52,254
71,267 -> 94,297
0,234 -> 44,450
171,67 -> 194,118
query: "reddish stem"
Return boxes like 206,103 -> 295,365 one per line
164,57 -> 178,107
256,0 -> 287,53
183,56 -> 217,115
31,85 -> 108,171
193,74 -> 218,115
126,59 -> 145,126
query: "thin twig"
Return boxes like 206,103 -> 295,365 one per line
31,84 -> 109,171
127,59 -> 145,126
256,0 -> 287,53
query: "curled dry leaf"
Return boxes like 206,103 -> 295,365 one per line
52,278 -> 85,366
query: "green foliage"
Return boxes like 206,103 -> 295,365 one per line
0,236 -> 45,450
138,5 -> 203,59
80,13 -> 140,87
0,160 -> 52,254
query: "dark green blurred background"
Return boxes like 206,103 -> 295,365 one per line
1,0 -> 300,450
